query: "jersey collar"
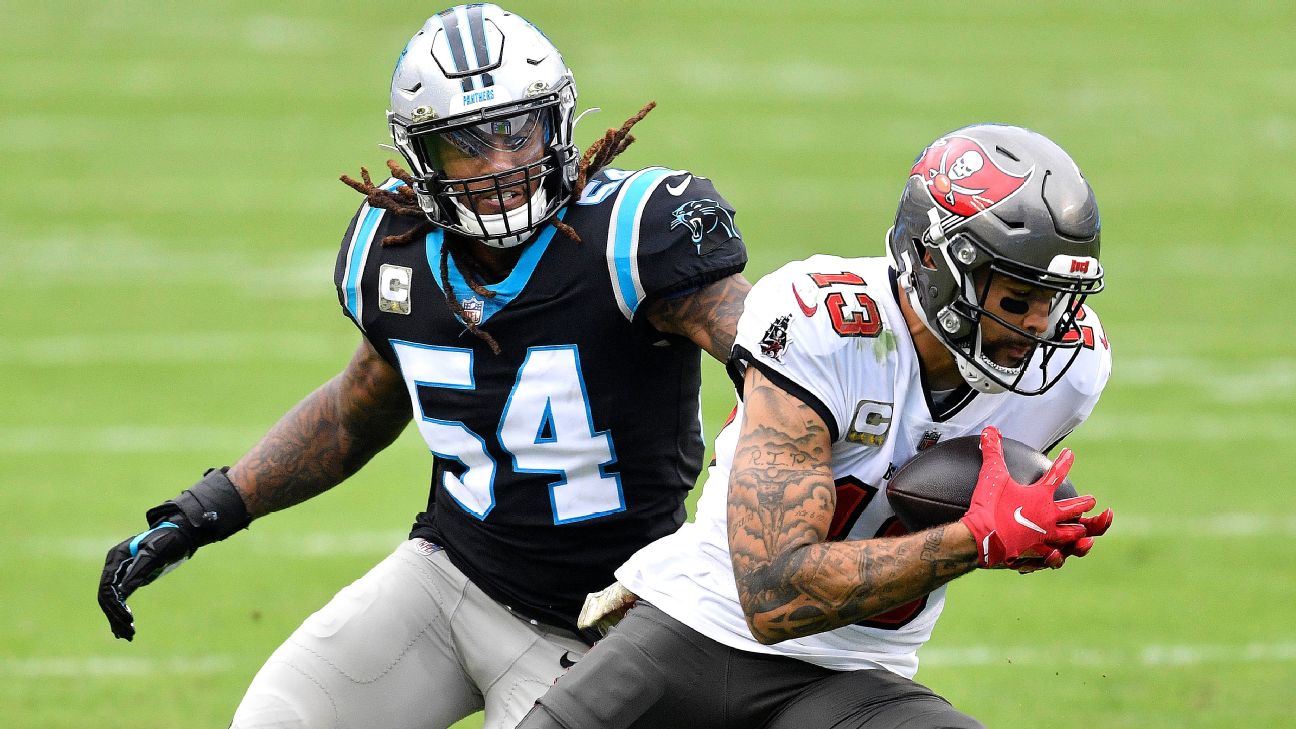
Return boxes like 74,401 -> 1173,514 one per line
424,209 -> 568,326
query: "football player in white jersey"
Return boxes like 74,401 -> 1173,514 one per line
518,124 -> 1114,729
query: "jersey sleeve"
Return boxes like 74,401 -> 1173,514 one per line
333,200 -> 372,333
333,177 -> 412,335
1040,303 -> 1113,450
731,256 -> 898,443
601,168 -> 747,321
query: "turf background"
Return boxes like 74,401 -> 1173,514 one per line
2,2 -> 1293,726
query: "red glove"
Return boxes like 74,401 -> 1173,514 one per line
1009,508 -> 1114,572
960,426 -> 1097,569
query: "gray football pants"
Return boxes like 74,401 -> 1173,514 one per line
230,539 -> 588,729
520,602 -> 985,729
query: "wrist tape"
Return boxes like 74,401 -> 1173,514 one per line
145,467 -> 251,551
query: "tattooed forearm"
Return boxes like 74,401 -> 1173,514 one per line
644,273 -> 751,362
728,368 -> 977,645
738,520 -> 977,644
229,340 -> 411,517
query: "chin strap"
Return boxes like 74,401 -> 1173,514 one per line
957,347 -> 1009,394
452,186 -> 550,249
572,107 -> 602,132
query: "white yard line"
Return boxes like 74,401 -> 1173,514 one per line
26,515 -> 1296,563
0,333 -> 346,365
7,642 -> 1293,677
0,235 -> 328,299
0,655 -> 236,677
1075,413 -> 1294,441
921,641 -> 1296,668
3,410 -> 1293,454
1115,513 -> 1296,537
0,426 -> 260,453
4,331 -> 1292,410
46,531 -> 409,560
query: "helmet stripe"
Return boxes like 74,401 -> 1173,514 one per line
437,8 -> 474,92
466,4 -> 495,88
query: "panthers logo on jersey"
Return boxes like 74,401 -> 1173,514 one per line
669,199 -> 740,254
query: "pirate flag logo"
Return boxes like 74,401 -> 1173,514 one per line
911,136 -> 1030,217
759,314 -> 792,361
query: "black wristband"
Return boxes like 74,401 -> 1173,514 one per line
145,467 -> 251,550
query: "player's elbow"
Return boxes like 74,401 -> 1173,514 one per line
736,594 -> 794,646
745,615 -> 792,646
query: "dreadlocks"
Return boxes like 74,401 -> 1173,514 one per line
553,100 -> 657,244
339,101 -> 657,355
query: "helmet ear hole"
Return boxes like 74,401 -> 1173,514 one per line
919,246 -> 937,270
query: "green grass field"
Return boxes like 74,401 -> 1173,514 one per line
3,1 -> 1294,726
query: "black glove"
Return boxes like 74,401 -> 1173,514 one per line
97,467 -> 250,641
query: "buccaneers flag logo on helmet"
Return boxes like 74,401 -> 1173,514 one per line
911,136 -> 1031,217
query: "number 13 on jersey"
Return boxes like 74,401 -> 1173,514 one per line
391,341 -> 626,525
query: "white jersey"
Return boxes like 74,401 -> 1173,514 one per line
617,254 -> 1111,677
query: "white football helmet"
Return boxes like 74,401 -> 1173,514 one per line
388,4 -> 578,248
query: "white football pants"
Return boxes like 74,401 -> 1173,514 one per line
230,538 -> 588,729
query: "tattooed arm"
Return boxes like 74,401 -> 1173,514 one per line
229,338 -> 412,517
643,273 -> 751,363
727,366 -> 978,645
97,338 -> 411,639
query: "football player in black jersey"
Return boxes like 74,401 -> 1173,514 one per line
96,5 -> 749,728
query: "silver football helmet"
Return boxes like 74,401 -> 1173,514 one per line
888,124 -> 1104,395
388,4 -> 578,248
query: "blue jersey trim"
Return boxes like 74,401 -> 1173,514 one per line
424,209 -> 567,326
498,345 -> 627,525
534,400 -> 557,444
611,168 -> 675,318
345,179 -> 404,322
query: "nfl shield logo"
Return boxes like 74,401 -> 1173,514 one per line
461,297 -> 484,326
917,430 -> 943,451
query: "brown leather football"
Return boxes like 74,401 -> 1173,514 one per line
885,435 -> 1077,531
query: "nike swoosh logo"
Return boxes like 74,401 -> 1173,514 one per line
559,651 -> 579,669
981,534 -> 994,566
791,283 -> 818,317
665,174 -> 692,196
1013,507 -> 1047,534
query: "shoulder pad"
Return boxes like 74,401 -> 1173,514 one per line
735,256 -> 900,441
595,167 -> 747,320
335,178 -> 415,329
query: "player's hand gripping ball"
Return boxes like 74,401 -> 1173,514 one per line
886,433 -> 1076,529
886,427 -> 1111,569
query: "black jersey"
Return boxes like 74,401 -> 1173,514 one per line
333,167 -> 746,630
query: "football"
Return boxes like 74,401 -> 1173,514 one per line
885,435 -> 1078,531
